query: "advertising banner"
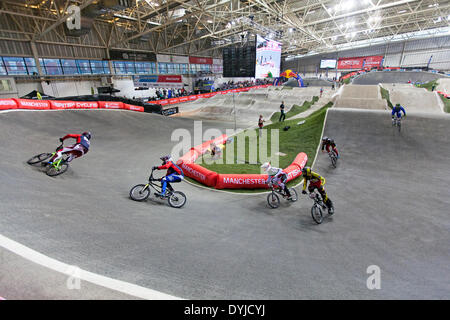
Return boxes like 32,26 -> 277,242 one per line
0,99 -> 17,110
13,99 -> 50,110
189,56 -> 213,65
158,75 -> 182,83
337,56 -> 384,69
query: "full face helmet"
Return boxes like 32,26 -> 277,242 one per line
302,166 -> 311,177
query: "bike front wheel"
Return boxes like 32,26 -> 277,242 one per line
46,162 -> 69,177
267,192 -> 280,208
27,153 -> 52,165
168,191 -> 187,208
311,205 -> 323,224
288,188 -> 298,202
130,184 -> 150,201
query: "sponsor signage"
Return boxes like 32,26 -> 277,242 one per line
189,56 -> 213,64
337,55 -> 384,69
158,75 -> 182,83
162,107 -> 179,116
109,49 -> 156,61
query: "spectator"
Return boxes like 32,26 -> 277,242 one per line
258,115 -> 265,137
279,101 -> 286,122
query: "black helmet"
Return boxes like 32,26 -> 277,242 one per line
302,166 -> 311,176
160,155 -> 172,163
82,131 -> 91,140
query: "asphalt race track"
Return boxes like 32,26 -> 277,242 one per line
1,108 -> 449,299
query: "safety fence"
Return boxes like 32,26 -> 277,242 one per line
146,84 -> 272,106
177,134 -> 308,189
0,98 -> 144,112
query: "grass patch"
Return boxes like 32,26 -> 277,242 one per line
343,77 -> 351,84
380,86 -> 393,109
191,102 -> 333,193
270,96 -> 319,122
438,93 -> 450,113
415,79 -> 438,92
282,86 -> 294,90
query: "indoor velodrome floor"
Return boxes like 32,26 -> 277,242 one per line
0,108 -> 449,299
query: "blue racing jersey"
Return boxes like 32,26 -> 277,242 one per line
392,105 -> 406,118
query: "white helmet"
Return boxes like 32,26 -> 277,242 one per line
261,162 -> 271,172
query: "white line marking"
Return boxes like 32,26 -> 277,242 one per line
0,234 -> 182,300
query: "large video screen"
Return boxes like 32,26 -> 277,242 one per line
255,35 -> 281,78
223,44 -> 256,78
320,59 -> 337,69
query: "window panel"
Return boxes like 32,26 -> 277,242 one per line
76,60 -> 91,74
102,61 -> 110,74
42,58 -> 62,75
3,57 -> 28,75
61,59 -> 79,74
124,61 -> 135,74
90,60 -> 105,74
158,62 -> 167,74
0,59 -> 7,75
114,61 -> 126,74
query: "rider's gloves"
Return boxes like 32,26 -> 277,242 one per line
302,190 -> 307,195
59,138 -> 63,142
152,166 -> 157,170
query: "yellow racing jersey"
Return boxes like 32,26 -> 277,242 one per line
303,171 -> 326,190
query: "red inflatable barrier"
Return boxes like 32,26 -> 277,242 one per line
124,104 -> 144,112
284,164 -> 303,182
179,162 -> 218,187
177,149 -> 200,165
98,101 -> 124,109
215,173 -> 269,189
291,152 -> 308,170
0,99 -> 17,110
76,101 -> 98,109
13,99 -> 50,110
49,100 -> 76,110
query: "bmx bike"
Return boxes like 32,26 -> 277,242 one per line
308,191 -> 334,224
267,182 -> 298,209
328,150 -> 338,168
27,143 -> 70,177
129,168 -> 187,208
392,116 -> 403,132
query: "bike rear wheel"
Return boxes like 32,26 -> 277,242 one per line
129,184 -> 151,201
331,154 -> 337,168
46,162 -> 69,177
267,192 -> 280,208
27,153 -> 52,165
311,205 -> 323,224
168,191 -> 187,208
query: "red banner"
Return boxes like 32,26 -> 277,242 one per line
189,56 -> 213,65
338,56 -> 384,69
98,101 -> 124,109
0,99 -> 17,110
157,75 -> 182,83
76,101 -> 98,109
0,99 -> 145,113
13,99 -> 50,110
50,101 -> 77,110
